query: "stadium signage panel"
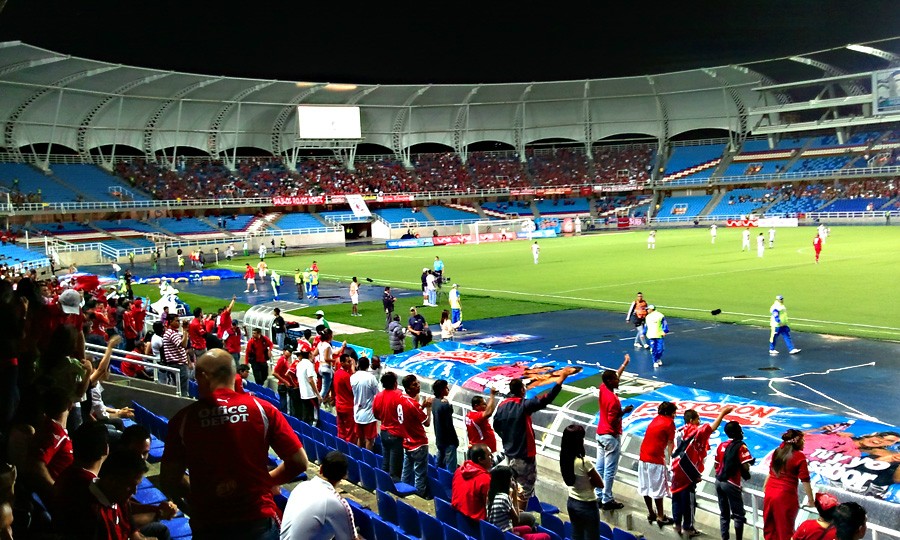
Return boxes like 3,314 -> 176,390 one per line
385,238 -> 435,249
272,196 -> 327,205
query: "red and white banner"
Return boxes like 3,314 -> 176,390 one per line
272,196 -> 326,206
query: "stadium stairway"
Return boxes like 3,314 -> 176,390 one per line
444,201 -> 484,219
699,192 -> 723,216
198,215 -> 236,238
249,213 -> 280,232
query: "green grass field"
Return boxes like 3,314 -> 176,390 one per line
216,225 -> 899,342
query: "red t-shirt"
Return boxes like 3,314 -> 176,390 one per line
333,368 -> 354,414
398,393 -> 428,451
715,439 -> 755,487
639,415 -> 675,465
372,389 -> 404,437
162,388 -> 303,530
465,410 -> 497,452
793,519 -> 837,540
234,374 -> 246,393
597,384 -> 623,436
217,309 -> 233,339
121,351 -> 147,378
671,423 -> 713,493
224,326 -> 241,354
188,318 -> 207,350
32,417 -> 73,480
122,310 -> 138,339
245,336 -> 272,365
51,466 -> 95,522
87,483 -> 134,540
273,355 -> 298,388
244,267 -> 255,279
132,305 -> 146,332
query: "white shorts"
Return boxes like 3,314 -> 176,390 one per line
350,293 -> 359,305
637,461 -> 670,499
246,278 -> 254,285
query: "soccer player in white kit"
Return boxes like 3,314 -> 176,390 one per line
710,224 -> 717,244
741,228 -> 751,251
768,227 -> 776,248
647,230 -> 656,249
532,241 -> 540,264
757,233 -> 765,257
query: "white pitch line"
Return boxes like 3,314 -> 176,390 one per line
586,340 -> 611,345
618,338 -> 633,341
520,350 -> 542,355
551,345 -> 578,350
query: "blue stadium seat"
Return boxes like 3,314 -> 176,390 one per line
541,512 -> 566,539
133,486 -> 167,505
348,442 -> 363,461
284,414 -> 305,433
161,516 -> 192,539
434,497 -> 457,529
335,436 -> 350,456
345,455 -> 361,485
444,525 -> 475,540
350,504 -> 375,540
427,465 -> 450,501
613,527 -> 639,540
565,520 -> 573,540
537,525 -> 563,540
374,465 -> 418,497
361,447 -> 380,469
419,511 -> 446,540
527,494 -> 559,515
480,520 -> 506,540
358,461 -> 378,492
274,487 -> 290,512
376,489 -> 399,525
314,441 -> 329,464
457,514 -> 480,539
301,435 -> 317,462
319,408 -> 337,425
600,521 -> 614,539
395,499 -> 422,538
372,517 -> 399,540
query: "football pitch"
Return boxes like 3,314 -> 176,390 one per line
234,225 -> 900,341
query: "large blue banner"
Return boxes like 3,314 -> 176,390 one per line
385,342 -> 597,398
616,386 -> 900,505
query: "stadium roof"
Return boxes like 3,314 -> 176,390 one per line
1,2 -> 899,160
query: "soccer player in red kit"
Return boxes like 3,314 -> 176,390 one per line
160,349 -> 308,539
813,234 -> 822,263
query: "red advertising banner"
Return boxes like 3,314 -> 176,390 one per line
726,218 -> 759,227
272,196 -> 326,206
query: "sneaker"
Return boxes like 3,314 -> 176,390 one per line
633,344 -> 642,349
687,529 -> 703,538
601,500 -> 625,510
653,360 -> 663,367
789,348 -> 802,354
643,344 -> 650,349
769,350 -> 779,355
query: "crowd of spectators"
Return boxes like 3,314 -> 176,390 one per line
592,144 -> 655,185
527,147 -> 592,186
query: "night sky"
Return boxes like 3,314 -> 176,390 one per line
1,1 -> 899,85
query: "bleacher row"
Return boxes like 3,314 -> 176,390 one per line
127,385 -> 636,540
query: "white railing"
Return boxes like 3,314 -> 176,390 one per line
650,210 -> 899,224
84,342 -> 183,397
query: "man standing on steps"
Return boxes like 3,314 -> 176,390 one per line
769,295 -> 800,356
493,370 -> 571,509
595,354 -> 634,511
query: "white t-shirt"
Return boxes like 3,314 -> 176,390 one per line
280,477 -> 356,540
317,342 -> 333,374
425,273 -> 436,291
151,334 -> 164,361
350,370 -> 379,424
532,244 -> 540,256
297,358 -> 318,400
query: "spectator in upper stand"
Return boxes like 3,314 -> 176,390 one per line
432,379 -> 459,470
373,371 -> 405,482
333,353 -> 358,444
493,370 -> 571,509
399,374 -> 433,499
244,328 -> 273,385
350,356 -> 379,450
452,444 -> 493,521
161,349 -> 308,540
466,388 -> 499,452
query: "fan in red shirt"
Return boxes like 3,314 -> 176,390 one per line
223,320 -> 243,365
160,349 -> 308,538
216,296 -> 236,341
245,329 -> 273,385
187,307 -> 208,360
714,421 -> 756,540
670,405 -> 733,536
121,302 -> 139,351
637,401 -> 676,527
28,387 -> 75,499
464,387 -> 498,451
121,343 -> 154,381
397,374 -> 433,498
372,372 -> 405,481
273,348 -> 299,415
332,353 -> 358,443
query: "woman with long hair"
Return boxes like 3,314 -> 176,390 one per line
559,424 -> 604,540
439,309 -> 460,341
763,429 -> 815,540
486,465 -> 548,540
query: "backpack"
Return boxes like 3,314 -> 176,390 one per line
716,440 -> 751,482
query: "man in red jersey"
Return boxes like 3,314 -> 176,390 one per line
243,264 -> 257,293
638,401 -> 677,527
216,296 -> 237,342
813,233 -> 823,263
372,372 -> 405,481
332,353 -> 358,443
245,328 -> 273,385
595,353 -> 633,510
399,374 -> 433,498
161,349 -> 308,540
714,421 -> 755,540
27,387 -> 74,500
223,319 -> 242,367
465,387 -> 498,452
187,307 -> 208,362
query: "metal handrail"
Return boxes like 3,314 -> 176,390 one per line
84,342 -> 183,397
